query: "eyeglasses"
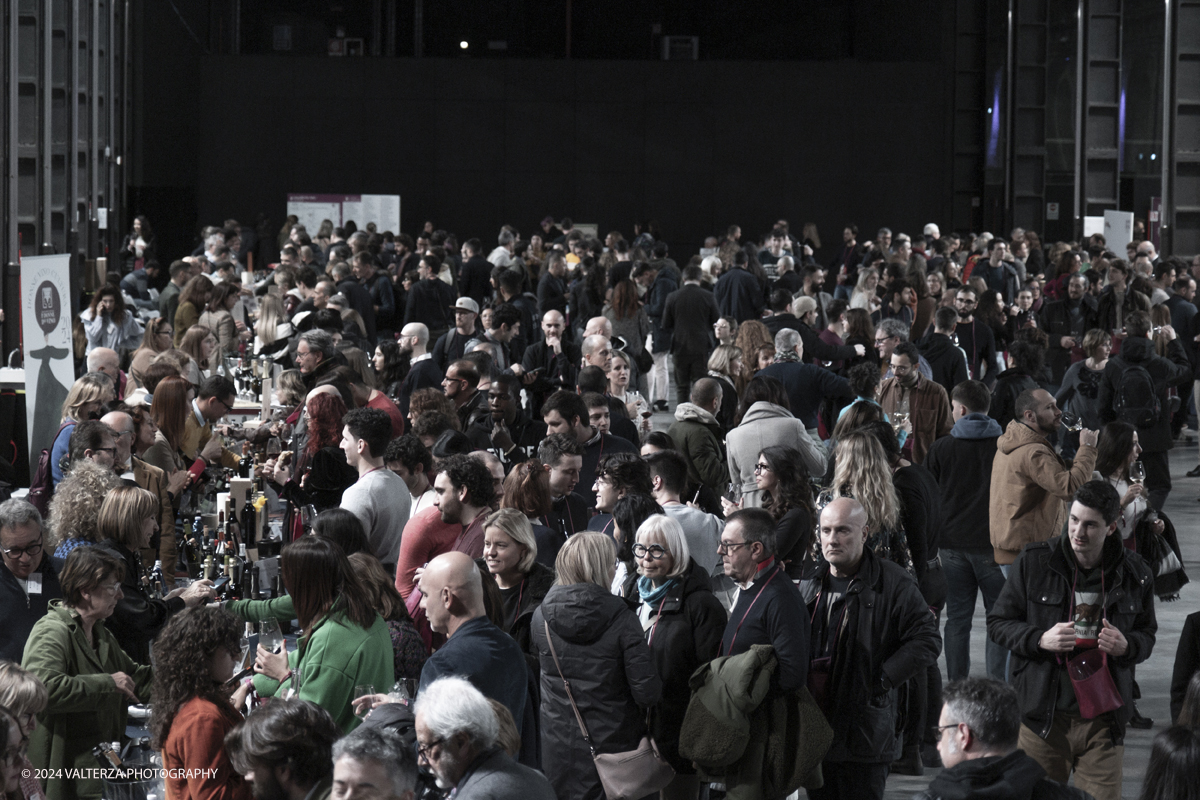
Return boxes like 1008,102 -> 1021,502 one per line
632,544 -> 668,560
717,541 -> 751,554
1,738 -> 28,767
935,723 -> 961,738
99,581 -> 122,595
753,462 -> 770,474
874,336 -> 896,345
416,738 -> 444,762
1,539 -> 43,559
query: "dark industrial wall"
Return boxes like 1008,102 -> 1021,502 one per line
178,55 -> 950,255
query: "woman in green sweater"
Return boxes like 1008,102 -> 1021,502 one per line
250,537 -> 392,732
21,547 -> 153,800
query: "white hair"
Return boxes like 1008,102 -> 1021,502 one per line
774,328 -> 801,354
413,676 -> 499,749
634,514 -> 691,579
700,255 -> 722,277
923,223 -> 940,238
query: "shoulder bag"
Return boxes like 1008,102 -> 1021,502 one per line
543,620 -> 674,800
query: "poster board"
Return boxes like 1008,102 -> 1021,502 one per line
21,254 -> 76,478
286,193 -> 401,235
1103,210 -> 1135,256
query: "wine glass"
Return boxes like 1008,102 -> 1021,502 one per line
1129,461 -> 1146,486
354,684 -> 376,719
1060,411 -> 1084,432
259,619 -> 283,654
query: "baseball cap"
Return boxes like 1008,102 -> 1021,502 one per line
450,297 -> 480,314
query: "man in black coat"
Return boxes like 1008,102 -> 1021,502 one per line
987,481 -> 1156,800
0,500 -> 63,662
923,380 -> 1006,683
1038,273 -> 1098,387
397,323 -> 444,417
1096,310 -> 1191,510
332,262 -> 377,343
536,252 -> 569,318
521,310 -> 580,414
800,498 -> 942,800
719,508 -> 810,693
457,239 -> 493,308
353,252 -> 397,340
914,678 -> 1093,800
404,256 -> 456,343
917,306 -> 971,397
466,374 -> 547,474
432,298 -> 482,371
714,252 -> 765,323
661,263 -> 719,405
793,296 -> 863,366
762,289 -> 803,338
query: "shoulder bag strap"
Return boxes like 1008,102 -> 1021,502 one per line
544,619 -> 596,754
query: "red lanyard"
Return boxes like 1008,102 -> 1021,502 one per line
723,564 -> 781,655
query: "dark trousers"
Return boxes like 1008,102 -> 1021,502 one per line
806,761 -> 889,800
1142,448 -> 1171,511
673,350 -> 709,404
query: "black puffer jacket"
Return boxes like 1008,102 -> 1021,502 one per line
504,561 -> 556,657
633,559 -> 727,773
986,534 -> 1156,744
911,750 -> 1094,800
799,547 -> 942,763
531,582 -> 663,800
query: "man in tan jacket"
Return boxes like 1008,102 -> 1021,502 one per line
989,388 -> 1097,567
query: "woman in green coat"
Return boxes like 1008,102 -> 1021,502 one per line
250,537 -> 392,733
21,547 -> 153,800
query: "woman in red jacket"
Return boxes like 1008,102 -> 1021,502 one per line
150,607 -> 253,800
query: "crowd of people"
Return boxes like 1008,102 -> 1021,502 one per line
1,214 -> 1200,800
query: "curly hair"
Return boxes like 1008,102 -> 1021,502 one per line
88,285 -> 129,326
47,459 -> 124,549
305,392 -> 348,455
831,430 -> 899,534
440,454 -> 496,508
149,606 -> 243,749
733,320 -> 773,393
408,388 -> 458,425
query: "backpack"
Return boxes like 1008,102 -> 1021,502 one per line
28,421 -> 72,517
1114,363 -> 1160,428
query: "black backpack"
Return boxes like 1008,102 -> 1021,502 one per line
1114,363 -> 1160,428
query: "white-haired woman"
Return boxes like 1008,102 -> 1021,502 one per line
480,508 -> 554,654
632,515 -> 726,800
531,533 -> 662,800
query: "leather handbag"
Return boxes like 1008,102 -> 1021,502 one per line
1066,649 -> 1123,719
543,620 -> 675,800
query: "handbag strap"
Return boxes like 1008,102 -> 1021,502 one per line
544,620 -> 596,753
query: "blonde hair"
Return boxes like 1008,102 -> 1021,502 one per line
256,294 -> 286,347
96,485 -> 159,550
276,369 -> 306,407
707,345 -> 743,378
483,508 -> 538,574
178,324 -> 215,370
634,514 -> 690,580
555,531 -> 616,588
61,373 -> 113,422
831,430 -> 899,533
0,661 -> 48,717
47,460 -> 124,548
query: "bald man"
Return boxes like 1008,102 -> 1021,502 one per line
521,310 -> 581,411
87,347 -> 124,399
416,551 -> 529,736
398,322 -> 442,417
101,410 -> 179,582
801,498 -> 942,800
583,316 -> 612,339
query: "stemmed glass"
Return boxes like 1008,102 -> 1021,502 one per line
1060,411 -> 1084,432
1129,461 -> 1146,486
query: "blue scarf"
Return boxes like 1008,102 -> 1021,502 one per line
637,576 -> 676,606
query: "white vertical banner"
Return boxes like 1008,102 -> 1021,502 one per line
21,254 -> 76,475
